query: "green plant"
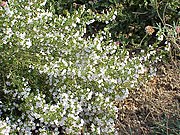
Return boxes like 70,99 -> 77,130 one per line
0,0 -> 176,134
0,119 -> 10,135
147,0 -> 179,66
151,114 -> 180,135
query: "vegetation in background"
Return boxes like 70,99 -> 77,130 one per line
0,0 -> 179,134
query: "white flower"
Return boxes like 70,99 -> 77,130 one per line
36,102 -> 42,108
59,117 -> 66,126
112,15 -> 116,20
5,28 -> 13,35
86,19 -> 95,25
40,0 -> 47,6
76,17 -> 80,23
79,119 -> 84,127
105,21 -> 109,24
158,34 -> 164,41
87,91 -> 93,100
105,97 -> 110,102
50,105 -> 58,112
138,65 -> 148,74
1,126 -> 11,135
4,5 -> 13,16
5,82 -> 11,86
165,42 -> 171,51
72,23 -> 76,27
19,32 -> 26,39
96,43 -> 102,51
25,6 -> 31,11
74,31 -> 79,37
62,59 -> 68,67
65,26 -> 69,30
33,113 -> 40,119
91,124 -> 95,132
61,69 -> 67,76
97,127 -> 101,134
114,11 -> 117,15
115,89 -> 129,101
26,38 -> 32,48
54,120 -> 59,126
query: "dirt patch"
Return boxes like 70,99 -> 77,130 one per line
116,62 -> 180,135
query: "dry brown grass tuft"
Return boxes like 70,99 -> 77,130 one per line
116,62 -> 180,135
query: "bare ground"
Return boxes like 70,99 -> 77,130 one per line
116,62 -> 180,135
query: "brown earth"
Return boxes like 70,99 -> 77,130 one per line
116,62 -> 180,135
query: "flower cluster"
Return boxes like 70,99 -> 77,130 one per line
145,26 -> 155,35
0,119 -> 11,134
0,0 -> 162,134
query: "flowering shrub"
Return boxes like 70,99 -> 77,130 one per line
0,0 -> 171,134
0,119 -> 11,134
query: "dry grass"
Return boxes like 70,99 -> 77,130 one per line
116,62 -> 180,135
